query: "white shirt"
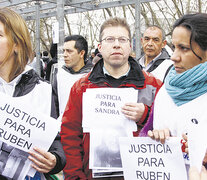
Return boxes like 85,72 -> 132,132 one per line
0,66 -> 32,96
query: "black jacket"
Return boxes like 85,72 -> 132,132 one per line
138,48 -> 171,72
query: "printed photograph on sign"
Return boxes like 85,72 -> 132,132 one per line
0,141 -> 30,180
90,127 -> 126,169
89,126 -> 131,172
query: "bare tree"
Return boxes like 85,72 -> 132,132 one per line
26,0 -> 207,55
65,15 -> 72,36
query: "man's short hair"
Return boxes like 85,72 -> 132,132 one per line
145,25 -> 166,41
43,51 -> 48,56
99,17 -> 131,42
64,35 -> 88,61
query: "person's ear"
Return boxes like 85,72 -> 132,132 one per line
98,43 -> 102,53
141,37 -> 145,47
141,37 -> 143,43
13,44 -> 18,54
203,50 -> 207,62
162,40 -> 167,48
80,50 -> 85,59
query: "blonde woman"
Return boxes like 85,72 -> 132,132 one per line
0,7 -> 65,179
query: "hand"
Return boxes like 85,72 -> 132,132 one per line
28,147 -> 56,173
202,150 -> 207,166
181,133 -> 188,153
189,166 -> 207,180
148,128 -> 170,144
181,134 -> 207,166
121,103 -> 145,122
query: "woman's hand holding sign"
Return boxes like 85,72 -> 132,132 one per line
189,166 -> 207,180
147,128 -> 170,144
28,147 -> 57,173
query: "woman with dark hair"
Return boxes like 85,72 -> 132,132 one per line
140,12 -> 207,174
0,7 -> 65,179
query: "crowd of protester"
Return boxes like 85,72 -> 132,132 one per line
0,6 -> 207,180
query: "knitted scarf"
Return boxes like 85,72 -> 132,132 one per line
165,62 -> 207,106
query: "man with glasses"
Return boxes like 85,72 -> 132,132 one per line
60,17 -> 162,179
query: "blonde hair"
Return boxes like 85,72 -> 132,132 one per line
0,7 -> 33,81
99,17 -> 131,42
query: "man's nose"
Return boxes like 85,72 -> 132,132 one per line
113,39 -> 121,47
63,51 -> 67,56
147,39 -> 154,45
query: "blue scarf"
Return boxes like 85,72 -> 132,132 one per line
165,62 -> 207,106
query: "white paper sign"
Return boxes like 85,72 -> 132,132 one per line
82,88 -> 138,132
119,137 -> 187,180
0,92 -> 60,152
0,92 -> 60,179
188,117 -> 207,172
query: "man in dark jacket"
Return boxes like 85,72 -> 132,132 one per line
138,25 -> 172,81
60,17 -> 162,179
46,43 -> 58,81
42,50 -> 50,79
52,35 -> 93,118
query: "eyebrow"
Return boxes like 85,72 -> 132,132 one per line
144,36 -> 160,40
173,42 -> 190,47
63,48 -> 74,52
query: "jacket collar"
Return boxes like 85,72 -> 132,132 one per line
88,56 -> 145,87
139,49 -> 171,73
62,60 -> 93,74
13,69 -> 42,97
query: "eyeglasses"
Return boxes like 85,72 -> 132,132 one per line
101,36 -> 130,43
